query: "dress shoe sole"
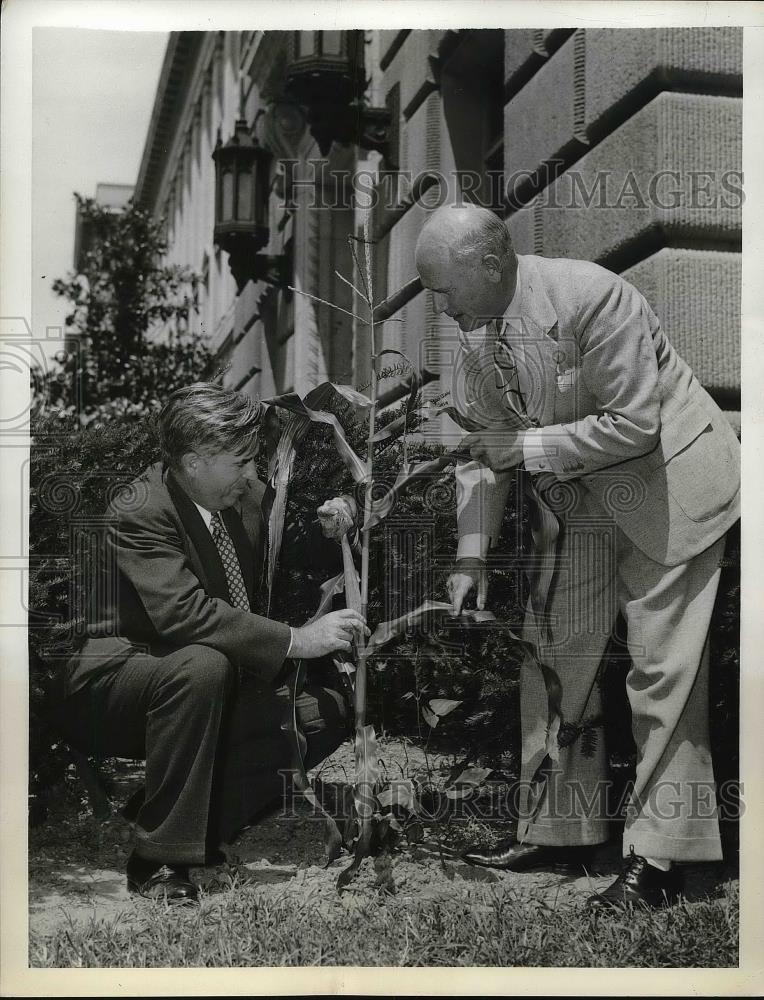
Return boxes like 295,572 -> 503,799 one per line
587,888 -> 681,910
462,847 -> 595,873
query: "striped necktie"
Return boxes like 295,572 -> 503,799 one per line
489,320 -> 536,427
487,321 -> 558,642
210,511 -> 250,612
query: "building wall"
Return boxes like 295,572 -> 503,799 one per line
136,31 -> 367,401
376,27 -> 742,433
137,28 -> 741,434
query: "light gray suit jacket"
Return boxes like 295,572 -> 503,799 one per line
452,254 -> 740,568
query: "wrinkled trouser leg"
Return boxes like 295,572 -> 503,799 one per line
516,482 -> 725,861
54,644 -> 237,865
618,533 -> 724,862
54,648 -> 348,864
516,489 -> 615,846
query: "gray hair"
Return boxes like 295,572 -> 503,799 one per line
159,382 -> 262,466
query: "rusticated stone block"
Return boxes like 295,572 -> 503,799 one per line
504,28 -> 569,90
504,29 -> 544,85
507,204 -> 536,255
504,28 -> 741,200
536,92 -> 741,264
233,279 -> 260,337
583,28 -> 742,140
380,30 -> 409,68
622,248 -> 740,395
401,92 -> 455,198
382,30 -> 446,120
504,32 -> 586,190
382,206 -> 421,355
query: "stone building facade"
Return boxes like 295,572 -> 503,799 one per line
134,27 -> 742,430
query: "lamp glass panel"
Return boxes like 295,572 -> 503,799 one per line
296,31 -> 315,57
237,170 -> 253,221
222,170 -> 234,221
322,31 -> 343,56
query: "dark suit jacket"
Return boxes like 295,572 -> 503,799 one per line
63,463 -> 292,696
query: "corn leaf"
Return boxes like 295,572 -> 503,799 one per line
307,572 -> 346,624
422,705 -> 439,728
266,413 -> 311,603
428,698 -> 462,718
366,601 -> 493,654
281,661 -> 344,865
264,382 -> 370,483
363,452 -> 460,532
372,400 -> 484,443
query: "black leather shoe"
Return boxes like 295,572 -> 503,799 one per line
461,838 -> 594,872
587,848 -> 682,909
126,852 -> 199,904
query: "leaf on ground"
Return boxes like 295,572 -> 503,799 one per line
376,779 -> 417,813
444,765 -> 494,800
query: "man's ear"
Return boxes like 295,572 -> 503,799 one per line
481,253 -> 503,283
179,451 -> 200,477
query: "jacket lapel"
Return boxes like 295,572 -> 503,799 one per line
507,256 -> 560,427
165,470 -> 231,602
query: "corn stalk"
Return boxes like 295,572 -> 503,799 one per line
268,210 -> 565,891
335,215 -> 379,889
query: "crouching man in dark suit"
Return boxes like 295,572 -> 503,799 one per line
49,382 -> 366,903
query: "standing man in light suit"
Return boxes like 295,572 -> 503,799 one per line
415,204 -> 740,907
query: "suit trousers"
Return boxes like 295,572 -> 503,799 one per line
515,486 -> 725,862
51,645 -> 347,864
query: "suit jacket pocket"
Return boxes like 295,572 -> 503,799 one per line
651,399 -> 740,522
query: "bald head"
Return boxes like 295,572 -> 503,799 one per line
415,204 -> 517,333
416,204 -> 513,266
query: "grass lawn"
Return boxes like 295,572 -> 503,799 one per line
30,876 -> 738,968
29,740 -> 739,969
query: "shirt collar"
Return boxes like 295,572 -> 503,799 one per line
193,501 -> 215,532
500,264 -> 524,328
478,267 -> 523,347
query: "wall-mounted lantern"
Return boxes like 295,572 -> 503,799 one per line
212,116 -> 288,293
285,30 -> 392,158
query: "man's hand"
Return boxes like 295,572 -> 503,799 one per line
447,569 -> 487,616
289,609 -> 369,659
460,429 -> 524,471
